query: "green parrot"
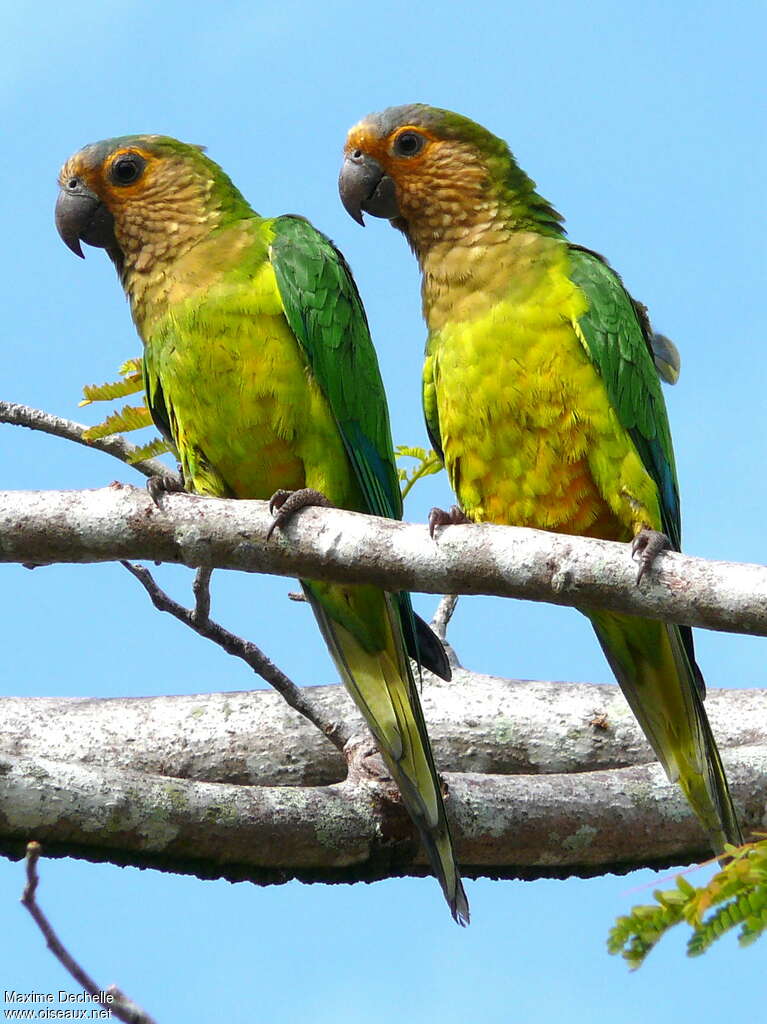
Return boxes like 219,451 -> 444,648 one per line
55,134 -> 468,923
339,105 -> 742,854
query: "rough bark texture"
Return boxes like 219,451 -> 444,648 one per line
1,676 -> 765,884
2,484 -> 767,887
2,486 -> 767,635
1,748 -> 765,885
2,674 -> 763,785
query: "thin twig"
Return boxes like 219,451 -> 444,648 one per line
0,401 -> 179,483
120,561 -> 351,750
430,594 -> 462,668
431,594 -> 459,641
21,842 -> 158,1024
192,566 -> 212,624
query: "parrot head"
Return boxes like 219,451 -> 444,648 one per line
55,135 -> 250,273
339,104 -> 562,250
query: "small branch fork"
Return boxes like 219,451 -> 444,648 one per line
0,400 -> 178,484
2,402 -> 356,746
3,399 -> 457,738
21,842 -> 157,1024
120,562 -> 352,751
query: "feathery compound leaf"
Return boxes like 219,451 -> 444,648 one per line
76,358 -> 174,468
126,437 -> 174,463
395,445 -> 444,500
396,445 -> 431,462
80,358 -> 145,406
607,883 -> 688,968
118,357 -> 143,375
609,836 -> 767,967
82,404 -> 156,440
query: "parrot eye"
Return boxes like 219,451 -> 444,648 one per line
109,153 -> 146,186
392,130 -> 426,158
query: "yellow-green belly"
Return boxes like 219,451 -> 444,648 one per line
146,306 -> 359,508
428,295 -> 661,540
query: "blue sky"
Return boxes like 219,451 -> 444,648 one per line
2,0 -> 766,1019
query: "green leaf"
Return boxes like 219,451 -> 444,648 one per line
118,357 -> 143,375
82,404 -> 155,439
609,836 -> 767,966
395,445 -> 444,500
80,359 -> 144,406
79,358 -> 169,458
126,437 -> 174,463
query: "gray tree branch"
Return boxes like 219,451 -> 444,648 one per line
1,744 -> 764,885
4,675 -> 763,786
1,479 -> 766,885
0,400 -> 179,483
2,485 -> 767,635
119,560 -> 353,751
1,677 -> 764,881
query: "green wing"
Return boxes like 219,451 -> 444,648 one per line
422,343 -> 444,461
569,246 -> 706,687
270,216 -> 449,679
270,215 -> 402,521
568,246 -> 681,551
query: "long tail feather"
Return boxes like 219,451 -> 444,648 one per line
303,581 -> 469,924
589,610 -> 742,853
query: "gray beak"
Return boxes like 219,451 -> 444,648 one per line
55,180 -> 116,257
338,151 -> 400,225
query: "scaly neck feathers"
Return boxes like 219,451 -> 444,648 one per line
391,139 -> 566,329
110,157 -> 255,330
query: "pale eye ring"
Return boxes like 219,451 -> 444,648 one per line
393,131 -> 425,157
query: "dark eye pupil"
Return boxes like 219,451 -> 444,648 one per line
398,133 -> 420,154
113,158 -> 139,183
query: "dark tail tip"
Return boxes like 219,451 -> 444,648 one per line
451,880 -> 471,927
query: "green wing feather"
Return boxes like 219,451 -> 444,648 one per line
568,246 -> 681,550
269,217 -> 464,916
269,216 -> 450,681
422,346 -> 444,461
568,246 -> 741,849
270,216 -> 401,520
568,246 -> 703,680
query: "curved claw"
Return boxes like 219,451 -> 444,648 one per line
268,489 -> 293,516
631,527 -> 671,584
147,472 -> 185,507
428,504 -> 469,539
266,487 -> 333,540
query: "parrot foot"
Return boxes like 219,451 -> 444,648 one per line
266,487 -> 333,540
146,472 -> 186,507
631,527 -> 671,583
428,504 -> 469,539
